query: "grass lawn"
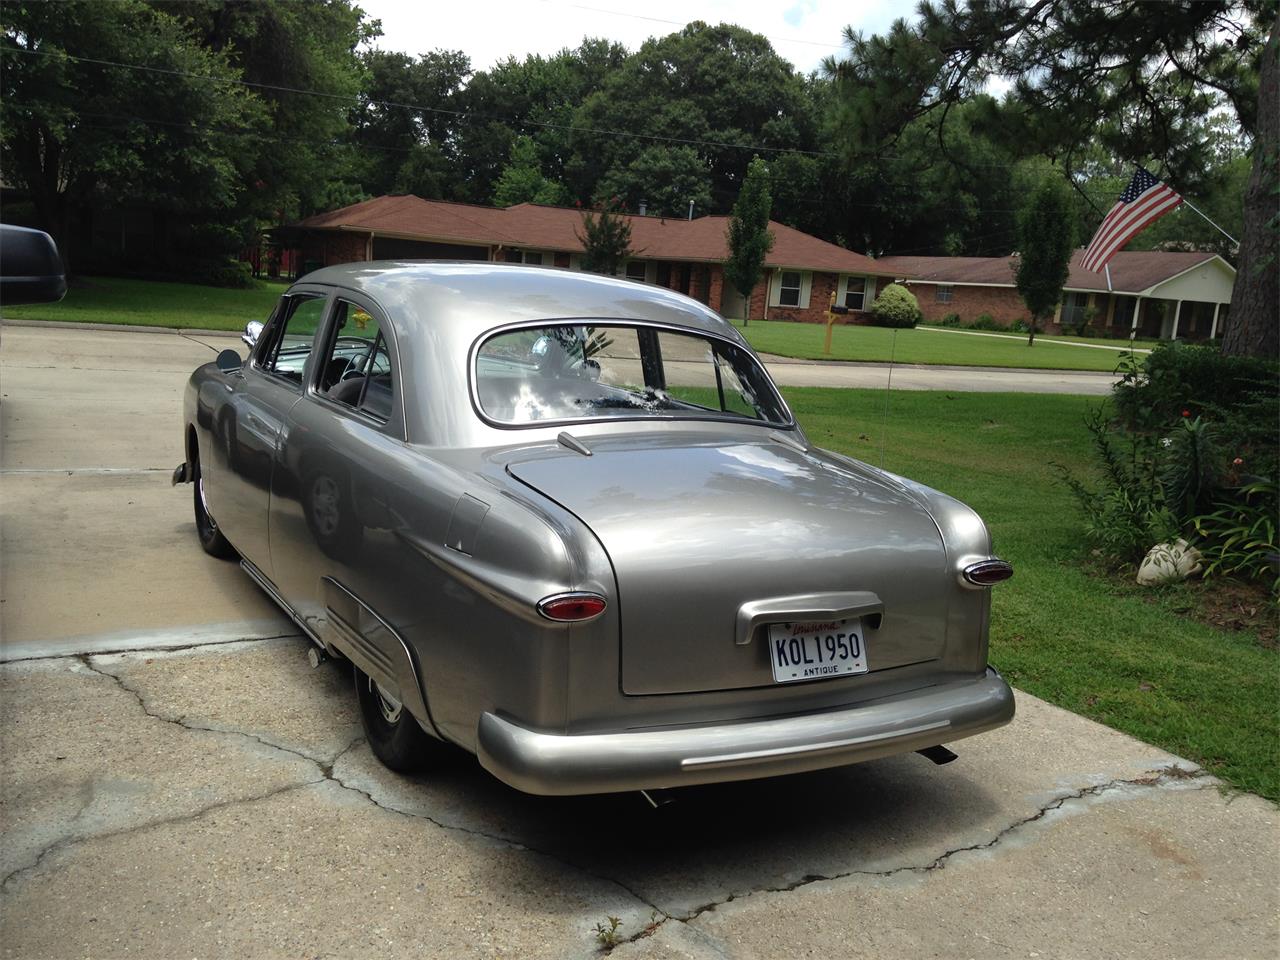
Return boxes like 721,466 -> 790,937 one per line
785,386 -> 1278,802
734,318 -> 1137,372
1,275 -> 282,331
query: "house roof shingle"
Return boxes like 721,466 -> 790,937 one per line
874,250 -> 1227,295
293,195 -> 891,276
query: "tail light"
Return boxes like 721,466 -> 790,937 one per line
537,592 -> 607,622
962,559 -> 1014,587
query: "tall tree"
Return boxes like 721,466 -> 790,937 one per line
724,157 -> 775,325
576,200 -> 633,275
1014,173 -> 1075,346
493,135 -> 567,206
826,0 -> 1275,356
1223,17 -> 1277,358
348,48 -> 471,198
1,0 -> 265,268
593,145 -> 712,217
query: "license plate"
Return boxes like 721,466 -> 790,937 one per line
768,618 -> 867,683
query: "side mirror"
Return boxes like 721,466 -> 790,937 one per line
0,225 -> 67,305
215,349 -> 243,373
241,320 -> 264,348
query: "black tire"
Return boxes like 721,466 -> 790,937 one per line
355,667 -> 438,774
193,452 -> 238,560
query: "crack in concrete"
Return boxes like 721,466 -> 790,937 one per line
6,655 -> 665,922
1,780 -> 320,891
610,770 -> 1216,950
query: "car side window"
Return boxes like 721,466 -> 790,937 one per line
261,295 -> 326,385
316,299 -> 395,423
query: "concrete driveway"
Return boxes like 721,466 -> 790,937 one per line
1,321 -> 1275,959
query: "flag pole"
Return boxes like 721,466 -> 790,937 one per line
1104,262 -> 1113,292
1179,198 -> 1238,246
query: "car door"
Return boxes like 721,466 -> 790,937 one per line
208,289 -> 330,576
268,293 -> 424,643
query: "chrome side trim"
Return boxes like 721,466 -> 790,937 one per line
320,576 -> 441,739
240,559 -> 321,645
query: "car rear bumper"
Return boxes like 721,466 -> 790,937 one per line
476,667 -> 1015,795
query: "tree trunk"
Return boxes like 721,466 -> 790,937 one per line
1027,315 -> 1037,346
743,282 -> 752,326
1222,15 -> 1278,359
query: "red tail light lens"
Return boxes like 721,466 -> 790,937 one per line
537,593 -> 607,622
962,559 -> 1014,586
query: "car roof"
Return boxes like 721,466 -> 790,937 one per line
299,261 -> 737,340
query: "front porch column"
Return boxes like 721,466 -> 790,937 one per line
1131,297 -> 1142,334
1170,299 -> 1182,339
1210,302 -> 1222,339
1106,293 -> 1117,329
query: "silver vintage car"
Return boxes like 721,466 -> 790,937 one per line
175,262 -> 1015,795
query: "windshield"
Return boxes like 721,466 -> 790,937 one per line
474,324 -> 790,427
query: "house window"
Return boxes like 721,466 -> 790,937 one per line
504,249 -> 546,265
625,260 -> 647,283
843,277 -> 867,310
935,285 -> 953,304
779,271 -> 802,306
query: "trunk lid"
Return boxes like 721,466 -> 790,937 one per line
507,433 -> 951,695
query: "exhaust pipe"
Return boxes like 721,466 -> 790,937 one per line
917,745 -> 958,766
639,788 -> 677,809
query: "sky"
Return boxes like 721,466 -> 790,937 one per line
357,0 -> 904,75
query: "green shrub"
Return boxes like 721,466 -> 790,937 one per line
189,258 -> 255,289
1060,346 -> 1280,593
1011,317 -> 1030,333
1114,341 -> 1279,430
968,313 -> 1003,331
869,283 -> 922,328
1194,478 -> 1280,592
939,312 -> 962,327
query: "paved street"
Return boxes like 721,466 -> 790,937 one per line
0,321 -> 1275,959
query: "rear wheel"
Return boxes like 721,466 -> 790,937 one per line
193,451 -> 237,559
355,667 -> 438,773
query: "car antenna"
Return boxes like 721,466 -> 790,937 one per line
880,328 -> 897,469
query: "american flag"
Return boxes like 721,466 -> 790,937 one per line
1080,168 -> 1183,273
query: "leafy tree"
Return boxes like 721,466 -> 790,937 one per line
493,136 -> 568,206
1,0 -> 266,269
576,200 -> 633,275
593,145 -> 712,218
567,23 -> 814,214
724,157 -> 774,325
456,40 -> 625,204
348,48 -> 471,198
1014,173 -> 1075,346
825,0 -> 1275,356
164,0 -> 374,222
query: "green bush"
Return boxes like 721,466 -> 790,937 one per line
1114,341 -> 1278,431
939,312 -> 962,327
1061,346 -> 1280,593
1011,317 -> 1030,333
869,283 -> 922,328
189,258 -> 255,289
968,313 -> 1003,331
1194,478 -> 1280,592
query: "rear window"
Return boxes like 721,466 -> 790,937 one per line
474,324 -> 790,427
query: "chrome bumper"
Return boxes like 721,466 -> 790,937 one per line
476,667 -> 1015,795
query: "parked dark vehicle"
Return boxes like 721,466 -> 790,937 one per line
0,225 -> 67,305
175,262 -> 1015,795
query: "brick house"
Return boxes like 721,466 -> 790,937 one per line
875,251 -> 1237,340
277,195 -> 898,324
